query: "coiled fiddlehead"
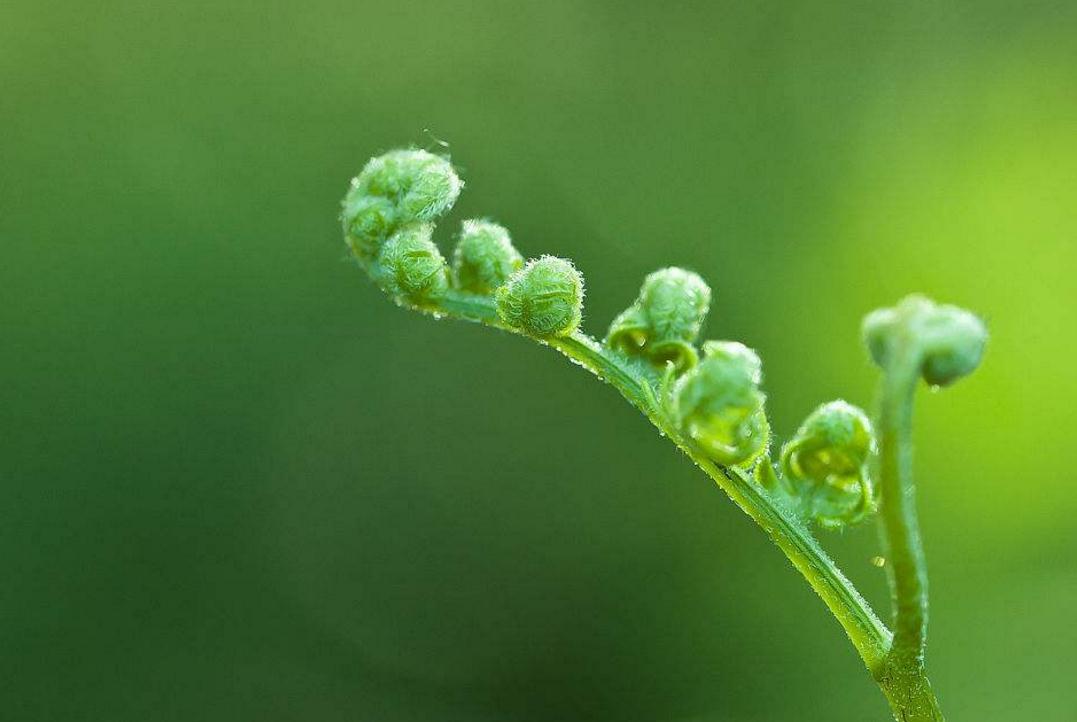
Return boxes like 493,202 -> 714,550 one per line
672,340 -> 769,467
607,267 -> 711,372
375,223 -> 451,302
863,294 -> 987,388
342,149 -> 462,265
496,256 -> 584,338
340,147 -> 986,722
779,400 -> 876,529
859,294 -> 985,717
453,219 -> 524,295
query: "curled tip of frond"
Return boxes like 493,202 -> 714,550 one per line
863,294 -> 987,387
342,149 -> 462,262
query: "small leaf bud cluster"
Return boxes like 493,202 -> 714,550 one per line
780,400 -> 876,529
607,267 -> 711,371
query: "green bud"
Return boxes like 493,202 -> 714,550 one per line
375,223 -> 450,303
780,400 -> 876,529
341,195 -> 397,261
452,219 -> 524,295
861,306 -> 898,371
700,340 -> 762,382
341,149 -> 463,260
496,256 -> 584,338
674,341 -> 769,466
863,294 -> 987,387
354,149 -> 462,221
607,267 -> 711,371
918,306 -> 988,387
396,154 -> 463,221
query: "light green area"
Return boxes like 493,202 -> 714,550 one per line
2,1 -> 1075,720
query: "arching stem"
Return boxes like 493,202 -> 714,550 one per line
411,288 -> 943,720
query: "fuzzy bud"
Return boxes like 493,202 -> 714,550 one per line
340,195 -> 396,261
496,256 -> 584,338
607,267 -> 711,371
780,400 -> 876,529
452,219 -> 524,295
674,341 -> 769,467
375,223 -> 450,303
342,149 -> 462,260
863,294 -> 987,387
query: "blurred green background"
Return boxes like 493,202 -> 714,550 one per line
3,1 -> 1076,720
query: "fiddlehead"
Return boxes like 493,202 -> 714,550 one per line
779,400 -> 876,529
452,219 -> 524,294
671,340 -> 770,468
374,223 -> 451,302
339,147 -> 986,722
607,267 -> 711,372
861,294 -> 986,721
342,149 -> 462,265
496,256 -> 584,338
863,294 -> 987,388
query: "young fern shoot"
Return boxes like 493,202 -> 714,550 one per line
340,147 -> 987,721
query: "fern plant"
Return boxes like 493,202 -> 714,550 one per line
340,147 -> 988,721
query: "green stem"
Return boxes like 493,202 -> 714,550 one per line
877,666 -> 944,722
874,339 -> 944,721
878,348 -> 929,665
549,332 -> 893,670
693,457 -> 891,669
415,288 -> 941,719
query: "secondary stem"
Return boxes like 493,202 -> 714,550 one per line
878,347 -> 929,665
874,338 -> 944,721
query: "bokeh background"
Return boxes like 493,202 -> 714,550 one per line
3,1 -> 1076,720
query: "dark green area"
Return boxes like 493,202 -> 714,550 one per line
3,1 -> 1075,719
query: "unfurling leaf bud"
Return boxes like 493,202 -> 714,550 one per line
342,149 -> 462,260
341,195 -> 397,261
452,219 -> 524,295
607,267 -> 711,371
496,256 -> 584,338
375,224 -> 450,303
780,400 -> 876,529
863,294 -> 987,387
673,341 -> 769,466
354,149 -> 462,221
700,340 -> 763,383
917,307 -> 988,387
